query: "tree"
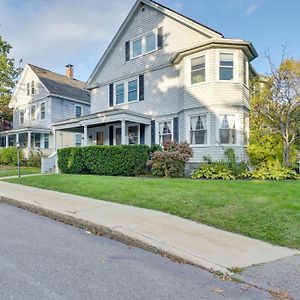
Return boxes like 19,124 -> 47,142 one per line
250,52 -> 300,166
0,35 -> 18,119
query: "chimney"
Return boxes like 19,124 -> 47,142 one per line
65,64 -> 74,79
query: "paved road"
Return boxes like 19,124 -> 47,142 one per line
0,204 -> 271,300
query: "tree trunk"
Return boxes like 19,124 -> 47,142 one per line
283,140 -> 290,166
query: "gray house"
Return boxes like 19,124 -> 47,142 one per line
0,64 -> 90,157
53,0 -> 257,167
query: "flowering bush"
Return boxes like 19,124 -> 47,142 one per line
148,141 -> 193,178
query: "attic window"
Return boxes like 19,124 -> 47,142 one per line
31,81 -> 35,94
26,83 -> 30,95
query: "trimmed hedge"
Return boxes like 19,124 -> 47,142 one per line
0,147 -> 23,166
57,145 -> 150,176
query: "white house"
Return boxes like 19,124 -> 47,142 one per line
0,64 -> 90,157
53,0 -> 258,170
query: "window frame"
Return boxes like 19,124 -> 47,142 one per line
128,79 -> 138,103
127,124 -> 140,145
26,83 -> 30,95
188,113 -> 210,147
158,120 -> 173,146
114,77 -> 139,106
75,104 -> 83,118
218,113 -> 238,146
218,52 -> 235,81
75,133 -> 83,147
30,105 -> 36,121
191,55 -> 206,85
44,133 -> 49,149
19,110 -> 25,125
40,102 -> 46,120
114,126 -> 122,145
130,29 -> 158,60
31,81 -> 35,95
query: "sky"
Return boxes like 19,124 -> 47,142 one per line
0,0 -> 299,82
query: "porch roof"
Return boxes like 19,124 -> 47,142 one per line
53,108 -> 152,131
0,127 -> 51,136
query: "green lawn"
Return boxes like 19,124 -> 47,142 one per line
0,165 -> 40,177
6,174 -> 300,249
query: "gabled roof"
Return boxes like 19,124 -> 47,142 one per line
86,0 -> 224,88
28,64 -> 90,103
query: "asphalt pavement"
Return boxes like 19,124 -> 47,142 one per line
0,203 -> 272,300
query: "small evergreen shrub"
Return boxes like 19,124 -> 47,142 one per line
26,151 -> 42,167
148,141 -> 193,178
58,145 -> 150,176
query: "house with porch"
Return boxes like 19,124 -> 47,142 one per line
53,0 -> 257,170
0,64 -> 90,157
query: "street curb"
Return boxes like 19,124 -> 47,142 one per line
0,195 -> 231,275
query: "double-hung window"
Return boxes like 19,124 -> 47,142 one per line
128,79 -> 138,102
40,102 -> 46,120
159,122 -> 172,145
31,105 -> 36,121
190,115 -> 207,145
26,83 -> 30,95
31,81 -> 35,94
75,105 -> 82,118
132,38 -> 142,58
116,84 -> 125,105
191,56 -> 205,84
20,110 -> 24,124
219,114 -> 236,144
44,133 -> 49,149
145,33 -> 156,53
219,53 -> 234,80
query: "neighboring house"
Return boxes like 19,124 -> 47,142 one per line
53,0 -> 258,168
0,64 -> 90,157
0,113 -> 12,133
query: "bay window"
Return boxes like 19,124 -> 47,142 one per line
159,122 -> 172,145
219,114 -> 236,144
190,114 -> 207,145
219,53 -> 234,80
191,56 -> 205,84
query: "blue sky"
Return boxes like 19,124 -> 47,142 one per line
0,0 -> 299,81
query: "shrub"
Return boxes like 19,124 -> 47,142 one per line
58,145 -> 150,176
148,141 -> 193,178
26,151 -> 42,167
0,147 -> 23,166
249,161 -> 299,180
192,163 -> 236,180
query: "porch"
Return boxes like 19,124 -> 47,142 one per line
53,108 -> 152,148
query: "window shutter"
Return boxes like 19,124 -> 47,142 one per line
140,124 -> 145,145
125,41 -> 130,62
109,83 -> 114,107
173,117 -> 179,142
151,120 -> 156,145
139,74 -> 144,101
109,126 -> 114,145
157,27 -> 163,50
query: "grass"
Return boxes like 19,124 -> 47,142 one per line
5,174 -> 300,249
0,165 -> 40,177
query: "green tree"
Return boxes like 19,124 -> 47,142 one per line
249,55 -> 300,167
0,35 -> 18,118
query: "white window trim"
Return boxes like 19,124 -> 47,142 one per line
157,119 -> 173,146
187,112 -> 210,147
188,52 -> 209,86
114,77 -> 139,106
216,113 -> 241,146
130,29 -> 158,60
217,51 -> 238,82
40,102 -> 46,120
74,104 -> 83,118
19,110 -> 25,125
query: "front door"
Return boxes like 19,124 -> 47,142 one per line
96,131 -> 104,145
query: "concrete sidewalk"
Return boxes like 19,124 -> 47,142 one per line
0,180 -> 298,274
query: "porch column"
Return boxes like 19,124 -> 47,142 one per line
83,125 -> 88,146
16,133 -> 19,146
28,132 -> 31,150
5,135 -> 9,148
121,120 -> 126,145
53,130 -> 57,150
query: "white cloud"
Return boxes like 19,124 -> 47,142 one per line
245,3 -> 259,15
0,0 -> 136,81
